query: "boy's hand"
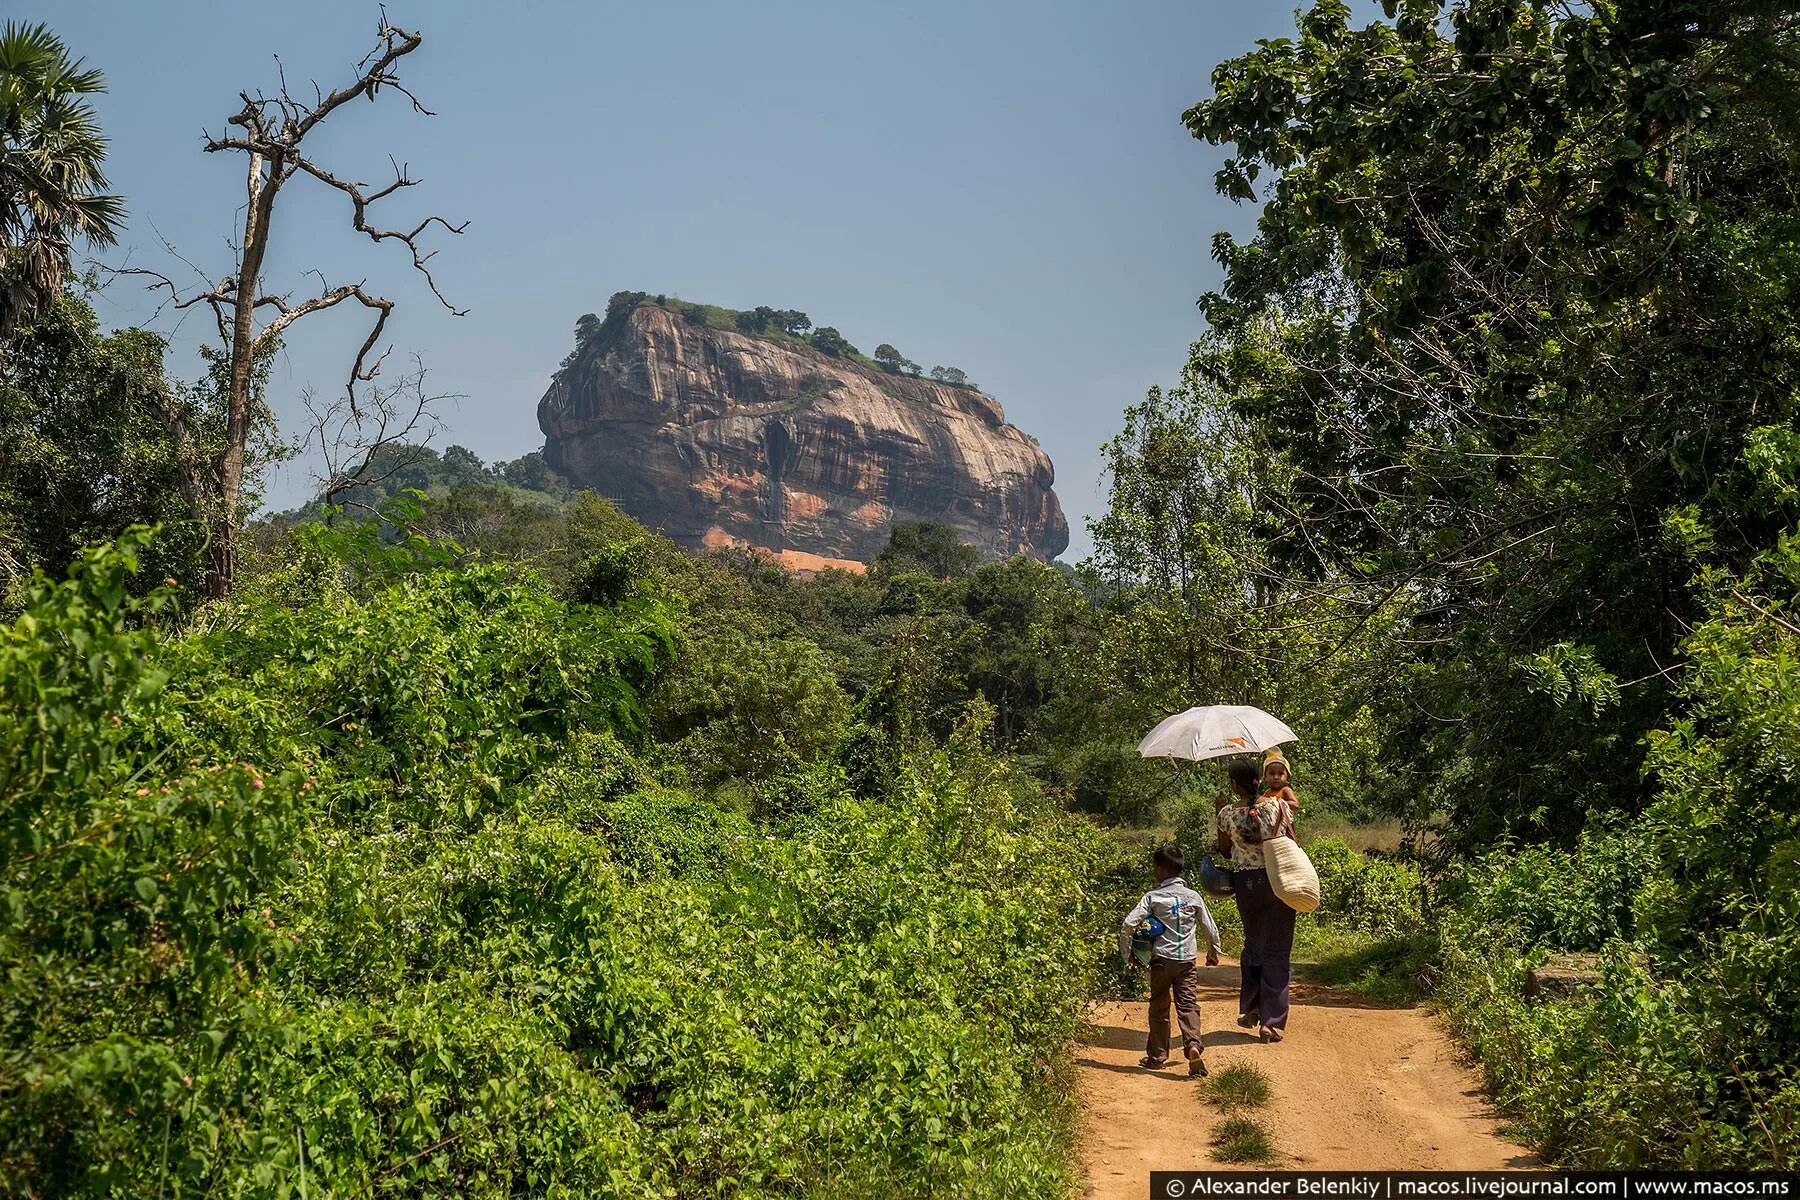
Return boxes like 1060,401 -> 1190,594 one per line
1205,950 -> 1219,966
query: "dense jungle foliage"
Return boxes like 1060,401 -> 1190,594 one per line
0,514 -> 1114,1196
6,0 -> 1800,1185
1175,0 -> 1800,1166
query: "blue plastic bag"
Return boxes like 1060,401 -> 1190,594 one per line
1197,856 -> 1235,897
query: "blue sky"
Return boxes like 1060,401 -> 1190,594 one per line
37,0 -> 1311,560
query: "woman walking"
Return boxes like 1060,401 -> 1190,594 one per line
1215,758 -> 1297,1042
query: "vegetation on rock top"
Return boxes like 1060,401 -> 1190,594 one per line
563,290 -> 977,390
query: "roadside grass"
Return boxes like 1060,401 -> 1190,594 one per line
1300,930 -> 1440,1005
1302,817 -> 1405,855
1286,914 -> 1441,1006
1203,1063 -> 1272,1109
1209,1115 -> 1280,1165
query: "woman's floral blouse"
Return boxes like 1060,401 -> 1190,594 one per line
1215,798 -> 1288,870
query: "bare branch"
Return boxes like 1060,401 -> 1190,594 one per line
286,154 -> 468,315
297,21 -> 425,139
107,265 -> 235,343
301,357 -> 454,510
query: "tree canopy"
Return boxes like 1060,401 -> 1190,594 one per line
1184,0 -> 1800,841
0,21 -> 124,338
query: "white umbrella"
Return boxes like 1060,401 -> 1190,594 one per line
1137,705 -> 1297,762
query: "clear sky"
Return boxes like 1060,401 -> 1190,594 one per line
36,0 -> 1312,561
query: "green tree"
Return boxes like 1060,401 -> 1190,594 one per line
1087,380 -> 1262,705
0,21 -> 125,341
439,444 -> 487,487
735,305 -> 778,334
1078,374 -> 1400,822
495,449 -> 567,496
420,483 -> 564,560
808,325 -> 856,358
0,288 -> 203,597
960,556 -> 1083,744
649,628 -> 852,789
929,365 -> 969,387
1184,0 -> 1800,842
733,306 -> 810,337
871,521 -> 980,581
873,343 -> 921,375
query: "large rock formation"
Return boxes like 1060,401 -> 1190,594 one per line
538,302 -> 1068,567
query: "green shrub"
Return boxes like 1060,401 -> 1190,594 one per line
1064,740 -> 1182,824
598,786 -> 755,882
1436,530 -> 1800,1167
1443,822 -> 1653,952
1310,837 -> 1431,941
650,627 -> 852,787
0,527 -> 1111,1196
0,535 -> 309,1194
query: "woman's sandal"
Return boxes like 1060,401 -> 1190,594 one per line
1236,1012 -> 1259,1029
1138,1055 -> 1168,1069
1258,1025 -> 1283,1044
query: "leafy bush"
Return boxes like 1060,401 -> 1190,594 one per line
1438,523 -> 1800,1166
648,627 -> 852,789
0,526 -> 1111,1196
1442,823 -> 1653,952
1308,837 -> 1430,941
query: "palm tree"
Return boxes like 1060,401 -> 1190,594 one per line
0,21 -> 125,338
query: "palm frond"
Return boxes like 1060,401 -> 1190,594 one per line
0,17 -> 125,330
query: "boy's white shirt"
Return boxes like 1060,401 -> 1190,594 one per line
1120,875 -> 1222,963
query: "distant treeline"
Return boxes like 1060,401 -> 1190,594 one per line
280,444 -> 571,523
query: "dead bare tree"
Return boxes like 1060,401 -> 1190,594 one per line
301,355 -> 456,514
121,15 -> 465,597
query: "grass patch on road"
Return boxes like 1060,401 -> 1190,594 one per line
1203,1063 -> 1272,1109
1209,1115 -> 1279,1165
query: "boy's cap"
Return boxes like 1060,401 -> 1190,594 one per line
1262,748 -> 1289,769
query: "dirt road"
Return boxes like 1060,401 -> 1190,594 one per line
1076,962 -> 1535,1198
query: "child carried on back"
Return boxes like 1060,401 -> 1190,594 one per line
1259,748 -> 1299,831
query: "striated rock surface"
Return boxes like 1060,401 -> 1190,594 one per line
538,303 -> 1068,564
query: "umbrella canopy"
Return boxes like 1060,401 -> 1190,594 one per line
1137,705 -> 1298,762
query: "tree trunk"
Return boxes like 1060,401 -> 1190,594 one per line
205,522 -> 235,601
205,150 -> 278,598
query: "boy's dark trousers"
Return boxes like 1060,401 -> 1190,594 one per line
1146,955 -> 1203,1061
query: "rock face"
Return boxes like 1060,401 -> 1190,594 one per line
538,304 -> 1068,565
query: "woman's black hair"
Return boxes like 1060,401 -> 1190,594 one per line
1226,759 -> 1262,796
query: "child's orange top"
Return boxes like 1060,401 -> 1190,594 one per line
1259,784 -> 1299,813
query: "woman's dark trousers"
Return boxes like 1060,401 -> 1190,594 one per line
1231,868 -> 1296,1030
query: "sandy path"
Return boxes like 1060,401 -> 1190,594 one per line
1075,962 -> 1535,1198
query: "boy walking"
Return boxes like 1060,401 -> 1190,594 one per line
1120,845 -> 1222,1076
